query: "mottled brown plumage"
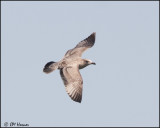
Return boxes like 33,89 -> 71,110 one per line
43,32 -> 96,103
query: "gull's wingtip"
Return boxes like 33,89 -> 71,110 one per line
92,32 -> 96,35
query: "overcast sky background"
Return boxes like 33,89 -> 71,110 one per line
1,1 -> 159,127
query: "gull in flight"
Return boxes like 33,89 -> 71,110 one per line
43,32 -> 96,103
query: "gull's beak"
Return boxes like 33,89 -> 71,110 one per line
91,62 -> 96,65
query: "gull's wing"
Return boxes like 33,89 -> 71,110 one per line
64,32 -> 96,58
60,65 -> 83,103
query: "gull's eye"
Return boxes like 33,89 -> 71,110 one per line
86,61 -> 89,64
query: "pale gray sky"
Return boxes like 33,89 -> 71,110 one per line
1,1 -> 159,127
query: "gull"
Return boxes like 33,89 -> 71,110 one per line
43,32 -> 96,103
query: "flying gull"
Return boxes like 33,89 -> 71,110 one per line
43,32 -> 96,103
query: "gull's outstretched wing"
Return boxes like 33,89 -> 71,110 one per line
64,32 -> 96,58
60,65 -> 83,103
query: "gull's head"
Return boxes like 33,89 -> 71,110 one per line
85,59 -> 96,65
79,59 -> 96,69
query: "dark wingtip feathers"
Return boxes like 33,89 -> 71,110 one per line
92,32 -> 96,36
86,32 -> 96,45
67,91 -> 82,103
75,32 -> 96,49
70,95 -> 82,103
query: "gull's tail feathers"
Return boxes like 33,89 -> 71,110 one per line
43,61 -> 59,74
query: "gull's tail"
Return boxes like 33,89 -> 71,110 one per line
43,61 -> 59,74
